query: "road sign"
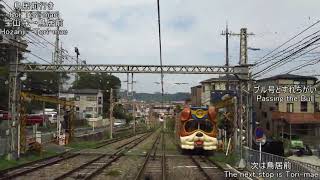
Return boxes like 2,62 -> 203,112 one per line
255,127 -> 266,145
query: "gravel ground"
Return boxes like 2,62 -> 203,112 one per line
288,155 -> 320,166
93,155 -> 145,180
126,130 -> 160,155
77,133 -> 146,154
13,154 -> 100,180
93,131 -> 160,180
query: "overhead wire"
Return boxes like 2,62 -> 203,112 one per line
253,35 -> 320,77
254,20 -> 320,66
254,41 -> 320,78
254,30 -> 320,67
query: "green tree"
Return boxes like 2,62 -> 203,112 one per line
113,104 -> 126,119
22,71 -> 69,94
0,5 -> 9,109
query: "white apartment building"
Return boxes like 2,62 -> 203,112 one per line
60,89 -> 103,119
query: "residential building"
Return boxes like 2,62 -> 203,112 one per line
191,85 -> 202,106
200,75 -> 238,106
60,89 -> 103,119
254,74 -> 320,140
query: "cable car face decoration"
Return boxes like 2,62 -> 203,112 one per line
179,106 -> 218,150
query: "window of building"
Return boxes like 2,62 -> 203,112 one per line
75,96 -> 80,101
86,96 -> 97,101
301,102 -> 308,112
294,80 -> 307,85
98,97 -> 102,105
76,107 -> 80,111
211,84 -> 215,91
85,107 -> 94,112
316,102 -> 320,112
262,112 -> 267,118
287,103 -> 294,112
266,121 -> 270,130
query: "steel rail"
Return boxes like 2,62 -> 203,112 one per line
53,132 -> 153,180
161,132 -> 167,180
84,132 -> 155,180
0,153 -> 80,180
0,130 -> 150,179
190,156 -> 212,180
134,133 -> 161,180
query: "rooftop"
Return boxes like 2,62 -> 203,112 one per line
257,74 -> 317,82
272,112 -> 320,124
62,89 -> 102,94
200,75 -> 239,83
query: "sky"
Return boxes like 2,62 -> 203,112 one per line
5,0 -> 320,93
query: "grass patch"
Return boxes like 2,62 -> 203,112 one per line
209,152 -> 239,167
0,150 -> 59,171
106,169 -> 121,176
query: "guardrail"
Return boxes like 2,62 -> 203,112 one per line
243,147 -> 320,180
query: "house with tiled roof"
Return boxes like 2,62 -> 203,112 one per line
199,75 -> 239,106
254,74 -> 320,142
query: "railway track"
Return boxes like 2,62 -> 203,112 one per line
0,130 -> 152,180
53,131 -> 154,180
166,132 -> 229,180
0,153 -> 80,180
134,131 -> 167,180
189,155 -> 226,180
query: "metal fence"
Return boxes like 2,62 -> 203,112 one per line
243,147 -> 320,180
0,137 -> 9,156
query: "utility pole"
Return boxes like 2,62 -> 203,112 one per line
54,25 -> 62,141
221,24 -> 230,90
131,73 -> 136,135
221,24 -> 231,152
237,27 -> 253,169
109,88 -> 113,139
126,73 -> 129,102
54,26 -> 60,64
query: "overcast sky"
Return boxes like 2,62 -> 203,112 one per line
7,0 -> 320,93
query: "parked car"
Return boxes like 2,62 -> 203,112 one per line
280,133 -> 304,149
47,113 -> 57,124
26,114 -> 48,126
0,110 -> 11,120
114,119 -> 125,127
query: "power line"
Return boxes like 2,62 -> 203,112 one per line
255,20 -> 320,65
254,38 -> 320,77
253,35 -> 320,77
254,29 -> 320,67
26,51 -> 52,64
284,57 -> 320,74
